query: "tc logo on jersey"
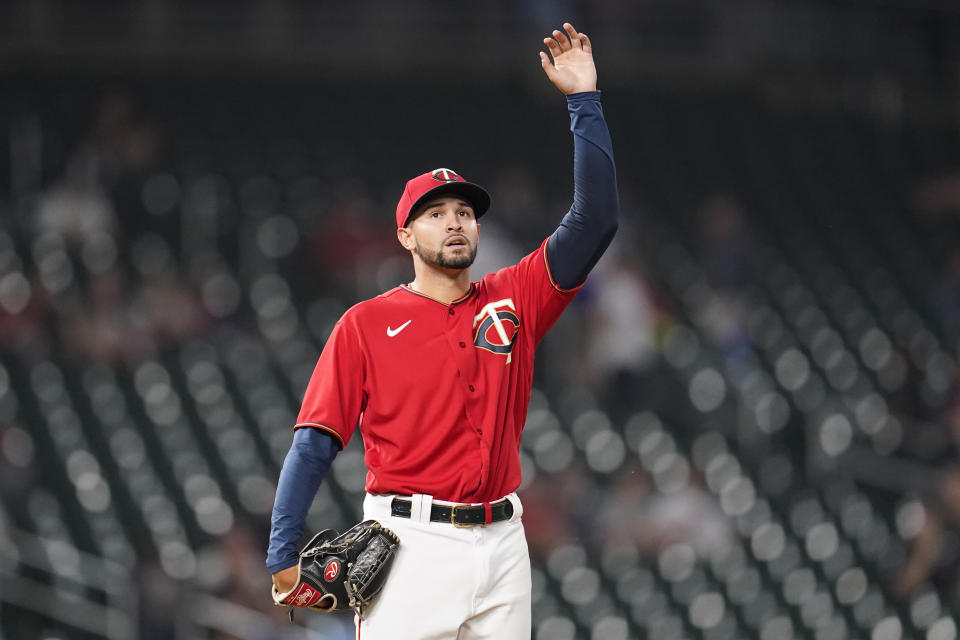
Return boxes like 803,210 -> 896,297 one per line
323,559 -> 341,582
474,299 -> 520,364
432,168 -> 461,183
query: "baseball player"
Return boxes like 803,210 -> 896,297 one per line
267,22 -> 619,638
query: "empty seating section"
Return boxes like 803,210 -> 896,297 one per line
1,86 -> 959,639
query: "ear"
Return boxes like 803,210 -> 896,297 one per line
397,227 -> 415,251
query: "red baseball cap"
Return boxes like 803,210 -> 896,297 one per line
395,168 -> 491,228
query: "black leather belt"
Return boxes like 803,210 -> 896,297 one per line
391,497 -> 514,527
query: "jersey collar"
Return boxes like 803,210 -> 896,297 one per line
400,283 -> 475,307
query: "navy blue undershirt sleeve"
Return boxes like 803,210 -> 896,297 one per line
266,427 -> 339,573
546,91 -> 620,289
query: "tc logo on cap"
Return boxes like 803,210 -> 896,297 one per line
432,168 -> 461,182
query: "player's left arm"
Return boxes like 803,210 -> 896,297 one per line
540,23 -> 620,290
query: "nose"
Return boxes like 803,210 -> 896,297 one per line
447,214 -> 463,231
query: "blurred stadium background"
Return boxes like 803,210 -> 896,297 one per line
2,1 -> 960,639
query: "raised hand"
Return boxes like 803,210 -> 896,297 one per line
539,23 -> 598,95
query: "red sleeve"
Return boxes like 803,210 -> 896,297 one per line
502,237 -> 583,345
294,315 -> 366,448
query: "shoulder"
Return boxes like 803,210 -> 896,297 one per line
338,286 -> 407,324
477,237 -> 578,299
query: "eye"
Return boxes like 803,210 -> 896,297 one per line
431,211 -> 441,218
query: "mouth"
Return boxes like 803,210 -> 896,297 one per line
444,236 -> 469,248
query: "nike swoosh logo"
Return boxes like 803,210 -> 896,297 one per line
386,320 -> 412,337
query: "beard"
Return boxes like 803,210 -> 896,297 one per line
416,239 -> 478,270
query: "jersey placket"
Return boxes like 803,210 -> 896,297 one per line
446,303 -> 491,492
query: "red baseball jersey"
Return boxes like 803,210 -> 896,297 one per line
295,237 -> 580,503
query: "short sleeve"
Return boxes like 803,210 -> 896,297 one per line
294,316 -> 366,448
495,237 -> 582,345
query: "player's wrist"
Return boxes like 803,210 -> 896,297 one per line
564,82 -> 597,95
565,90 -> 601,101
272,564 -> 301,594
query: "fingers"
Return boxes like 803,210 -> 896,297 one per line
543,23 -> 583,59
543,36 -> 562,61
543,22 -> 588,65
563,23 -> 581,48
539,50 -> 553,70
579,32 -> 592,54
539,50 -> 558,78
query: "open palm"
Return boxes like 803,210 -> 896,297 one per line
539,23 -> 598,95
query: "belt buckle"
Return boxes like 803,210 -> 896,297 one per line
450,504 -> 472,528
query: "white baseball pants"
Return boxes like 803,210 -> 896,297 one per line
356,492 -> 531,640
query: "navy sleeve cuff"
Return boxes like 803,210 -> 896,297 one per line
566,90 -> 602,103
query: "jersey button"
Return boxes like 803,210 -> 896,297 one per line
448,308 -> 455,316
459,341 -> 466,348
468,385 -> 475,392
477,429 -> 483,435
